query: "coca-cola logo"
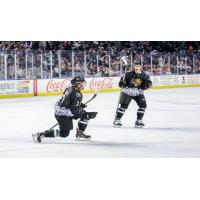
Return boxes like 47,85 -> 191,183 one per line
187,76 -> 199,81
89,78 -> 113,90
46,79 -> 71,92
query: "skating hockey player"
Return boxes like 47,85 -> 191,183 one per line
33,76 -> 97,143
113,61 -> 152,128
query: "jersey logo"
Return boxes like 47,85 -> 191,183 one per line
132,78 -> 142,86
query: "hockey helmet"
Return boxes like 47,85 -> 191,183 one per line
71,76 -> 86,86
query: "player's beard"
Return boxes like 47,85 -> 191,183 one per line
77,82 -> 85,90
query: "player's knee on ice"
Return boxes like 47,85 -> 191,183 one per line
59,130 -> 70,138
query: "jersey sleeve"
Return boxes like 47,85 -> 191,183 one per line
124,72 -> 131,86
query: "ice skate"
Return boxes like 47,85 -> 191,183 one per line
113,119 -> 122,128
75,128 -> 91,141
135,120 -> 145,128
32,132 -> 45,143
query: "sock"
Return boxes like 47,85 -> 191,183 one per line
78,119 -> 88,132
137,108 -> 145,120
115,107 -> 126,120
44,129 -> 59,137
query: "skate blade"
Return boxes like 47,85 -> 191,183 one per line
135,125 -> 144,128
113,124 -> 122,128
75,137 -> 91,141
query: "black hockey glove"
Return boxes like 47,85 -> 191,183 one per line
80,103 -> 87,108
73,110 -> 87,120
141,80 -> 152,90
118,77 -> 126,88
141,74 -> 152,90
86,112 -> 98,120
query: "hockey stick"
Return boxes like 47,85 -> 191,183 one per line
44,92 -> 98,132
84,91 -> 97,105
44,123 -> 58,133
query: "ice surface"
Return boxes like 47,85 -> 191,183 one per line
0,87 -> 200,157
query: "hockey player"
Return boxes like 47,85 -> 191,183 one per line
113,61 -> 152,128
33,76 -> 97,143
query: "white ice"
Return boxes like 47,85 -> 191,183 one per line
0,87 -> 200,157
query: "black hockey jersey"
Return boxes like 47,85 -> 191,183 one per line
124,71 -> 152,90
54,86 -> 85,117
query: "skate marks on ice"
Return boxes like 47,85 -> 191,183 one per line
0,132 -> 200,157
19,140 -> 200,157
141,127 -> 200,133
119,126 -> 200,133
91,123 -> 200,133
1,131 -> 200,157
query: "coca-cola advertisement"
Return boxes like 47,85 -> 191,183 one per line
89,78 -> 114,90
185,75 -> 200,84
37,77 -> 120,94
46,79 -> 71,92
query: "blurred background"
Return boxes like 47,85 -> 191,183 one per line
1,41 -> 200,80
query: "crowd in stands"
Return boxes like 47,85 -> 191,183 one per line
1,41 -> 200,53
1,41 -> 200,80
0,41 -> 200,52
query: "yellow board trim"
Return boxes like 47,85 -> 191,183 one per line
151,84 -> 200,89
0,93 -> 34,99
1,84 -> 200,98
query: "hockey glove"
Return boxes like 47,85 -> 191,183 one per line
141,75 -> 152,90
141,81 -> 152,90
80,103 -> 87,108
118,77 -> 126,88
86,112 -> 98,120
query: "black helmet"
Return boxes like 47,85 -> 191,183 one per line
71,76 -> 86,86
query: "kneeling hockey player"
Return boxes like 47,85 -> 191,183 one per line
33,76 -> 97,143
113,61 -> 152,128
